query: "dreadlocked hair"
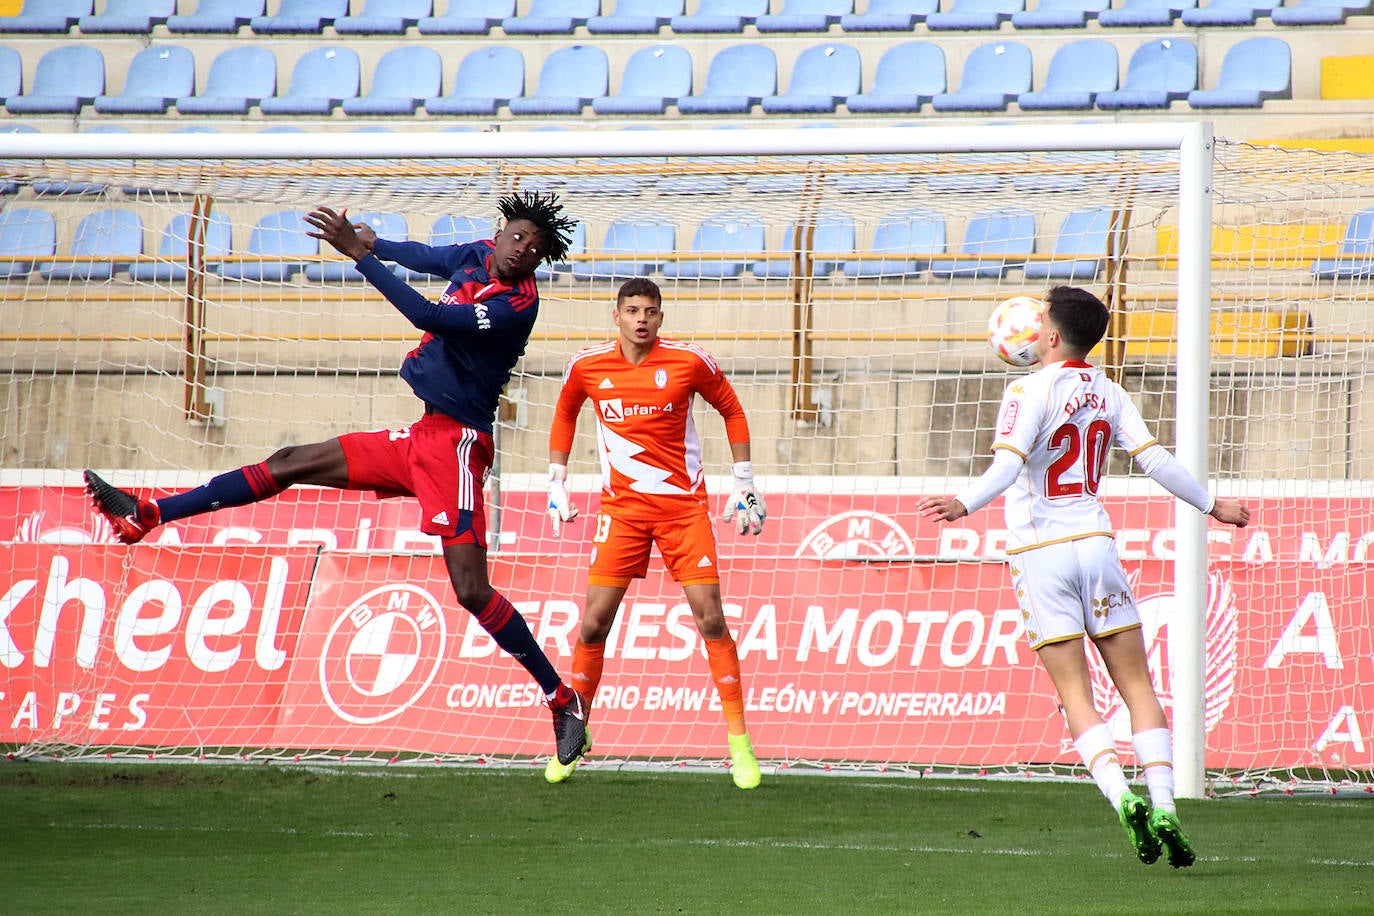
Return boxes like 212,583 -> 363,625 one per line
497,190 -> 577,264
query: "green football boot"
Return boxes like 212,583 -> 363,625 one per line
1150,808 -> 1197,868
1118,792 -> 1162,865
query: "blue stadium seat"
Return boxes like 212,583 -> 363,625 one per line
167,0 -> 265,32
756,0 -> 854,32
1017,39 -> 1118,111
1011,0 -> 1108,27
417,0 -> 513,32
587,0 -> 683,32
5,46 -> 104,115
670,0 -> 767,32
843,208 -> 946,279
1311,207 -> 1374,280
931,41 -> 1031,112
219,210 -> 315,282
0,0 -> 91,33
508,45 -> 608,115
0,208 -> 56,279
677,45 -> 776,115
840,0 -> 939,31
929,208 -> 1036,279
424,46 -> 523,116
128,209 -> 233,283
1097,0 -> 1194,26
250,0 -> 347,33
1095,38 -> 1196,110
593,44 -> 692,114
78,0 -> 175,32
29,125 -> 126,195
41,208 -> 142,282
259,46 -> 360,115
536,221 -> 587,280
1188,37 -> 1290,108
1272,0 -> 1371,23
663,210 -> 765,280
503,0 -> 600,34
305,212 -> 408,282
429,215 -> 492,247
926,0 -> 1024,29
1023,207 -> 1110,281
95,45 -> 195,115
176,46 -> 275,114
573,217 -> 676,281
334,0 -> 432,33
754,212 -> 856,279
1181,0 -> 1275,24
343,46 -> 441,115
0,47 -> 21,107
762,44 -> 861,114
846,41 -> 945,114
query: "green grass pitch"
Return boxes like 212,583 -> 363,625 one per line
2,762 -> 1372,914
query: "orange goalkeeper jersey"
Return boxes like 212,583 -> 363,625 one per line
550,336 -> 751,519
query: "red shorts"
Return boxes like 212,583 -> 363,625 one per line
587,506 -> 720,588
338,413 -> 493,546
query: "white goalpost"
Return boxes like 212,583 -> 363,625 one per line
2,123 -> 1369,797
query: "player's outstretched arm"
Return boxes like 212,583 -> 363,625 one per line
305,206 -> 371,261
1208,497 -> 1251,528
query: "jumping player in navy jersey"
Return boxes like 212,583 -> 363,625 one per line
83,191 -> 592,768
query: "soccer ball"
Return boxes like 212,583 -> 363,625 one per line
987,296 -> 1047,367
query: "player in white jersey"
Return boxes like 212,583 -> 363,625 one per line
919,286 -> 1251,868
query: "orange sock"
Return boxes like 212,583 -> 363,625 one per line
570,639 -> 605,706
704,632 -> 747,736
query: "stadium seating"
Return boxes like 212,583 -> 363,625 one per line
587,0 -> 684,33
219,210 -> 315,282
333,0 -> 431,33
5,46 -> 104,115
167,0 -> 265,32
95,45 -> 195,115
502,0 -> 600,34
0,0 -> 91,33
305,212 -> 408,282
839,0 -> 938,31
1011,0 -> 1108,28
417,0 -> 513,33
424,46 -> 523,116
1311,206 -> 1374,280
762,44 -> 862,114
0,46 -> 21,106
929,207 -> 1036,278
0,208 -> 56,279
77,0 -> 175,32
845,41 -> 946,114
755,0 -> 853,32
41,208 -> 142,282
593,44 -> 692,114
428,215 -> 494,247
536,221 -> 587,280
1181,0 -> 1276,24
1097,0 -> 1194,26
1016,38 -> 1118,111
175,45 -> 276,114
343,46 -> 441,115
1272,0 -> 1371,23
931,41 -> 1032,112
676,44 -> 776,115
662,209 -> 766,279
573,217 -> 677,281
508,45 -> 608,115
1095,38 -> 1197,109
843,208 -> 946,279
250,0 -> 349,33
128,210 -> 234,283
670,0 -> 767,32
1023,207 -> 1110,280
926,0 -> 1024,30
1188,37 -> 1291,108
754,211 -> 856,279
259,46 -> 360,115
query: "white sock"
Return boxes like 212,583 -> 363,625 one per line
1074,723 -> 1130,809
1133,727 -> 1176,814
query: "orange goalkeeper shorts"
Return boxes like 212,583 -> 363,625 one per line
587,507 -> 721,588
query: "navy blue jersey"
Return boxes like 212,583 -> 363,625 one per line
357,237 -> 539,433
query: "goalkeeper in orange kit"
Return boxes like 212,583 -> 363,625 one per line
544,277 -> 767,789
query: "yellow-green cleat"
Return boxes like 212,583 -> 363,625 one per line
1150,809 -> 1196,868
1118,791 -> 1162,865
728,732 -> 761,790
544,727 -> 591,784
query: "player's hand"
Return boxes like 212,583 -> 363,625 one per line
1209,497 -> 1251,528
547,463 -> 578,536
721,461 -> 767,535
918,496 -> 968,522
304,206 -> 370,261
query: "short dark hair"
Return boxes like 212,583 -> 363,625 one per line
616,277 -> 661,306
1045,286 -> 1110,353
497,190 -> 577,264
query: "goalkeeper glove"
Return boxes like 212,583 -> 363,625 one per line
547,463 -> 578,537
720,461 -> 767,536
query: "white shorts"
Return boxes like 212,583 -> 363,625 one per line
1008,536 -> 1142,650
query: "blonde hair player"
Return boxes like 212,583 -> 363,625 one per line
544,277 -> 767,789
919,286 -> 1251,867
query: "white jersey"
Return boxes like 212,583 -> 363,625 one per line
989,359 -> 1156,553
